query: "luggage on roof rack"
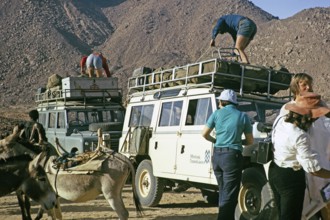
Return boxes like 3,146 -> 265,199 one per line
127,58 -> 293,98
35,76 -> 122,104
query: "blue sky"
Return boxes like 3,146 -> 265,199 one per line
250,0 -> 330,19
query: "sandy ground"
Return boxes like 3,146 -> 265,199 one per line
0,186 -> 218,220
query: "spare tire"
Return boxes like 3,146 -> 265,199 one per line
89,122 -> 123,132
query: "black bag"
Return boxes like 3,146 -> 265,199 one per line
321,183 -> 330,203
256,116 -> 284,164
257,136 -> 273,164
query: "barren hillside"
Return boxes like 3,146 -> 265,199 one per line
0,0 -> 329,108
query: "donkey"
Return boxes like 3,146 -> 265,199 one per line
0,152 -> 57,220
1,125 -> 57,220
34,148 -> 143,220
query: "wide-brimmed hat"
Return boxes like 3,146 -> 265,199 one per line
285,92 -> 330,118
216,89 -> 238,104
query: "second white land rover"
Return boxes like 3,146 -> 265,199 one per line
35,76 -> 125,153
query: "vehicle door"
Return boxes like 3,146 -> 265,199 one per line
42,111 -> 66,148
175,95 -> 217,184
149,98 -> 185,176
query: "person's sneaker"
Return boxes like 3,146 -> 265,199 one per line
173,184 -> 190,193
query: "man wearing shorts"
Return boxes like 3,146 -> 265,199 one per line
84,52 -> 111,77
210,14 -> 257,64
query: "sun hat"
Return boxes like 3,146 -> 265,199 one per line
285,92 -> 330,118
216,89 -> 238,104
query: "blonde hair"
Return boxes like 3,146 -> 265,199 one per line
290,73 -> 313,99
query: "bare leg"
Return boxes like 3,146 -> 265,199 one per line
235,35 -> 252,64
87,67 -> 95,77
95,69 -> 103,77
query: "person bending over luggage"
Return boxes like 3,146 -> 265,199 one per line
82,52 -> 111,77
210,14 -> 257,64
270,92 -> 330,220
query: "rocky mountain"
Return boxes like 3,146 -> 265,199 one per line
0,0 -> 329,109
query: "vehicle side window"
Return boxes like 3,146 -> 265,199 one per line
39,112 -> 47,127
48,112 -> 56,128
129,105 -> 154,127
186,98 -> 212,125
57,112 -> 65,128
159,101 -> 183,127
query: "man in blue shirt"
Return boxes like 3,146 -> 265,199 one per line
210,14 -> 257,64
202,89 -> 254,220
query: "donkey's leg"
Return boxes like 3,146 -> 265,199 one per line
103,187 -> 128,220
35,207 -> 44,220
16,190 -> 32,220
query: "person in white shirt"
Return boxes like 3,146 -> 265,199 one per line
279,73 -> 330,218
270,92 -> 330,220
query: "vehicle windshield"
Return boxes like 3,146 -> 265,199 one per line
67,109 -> 124,126
237,100 -> 281,124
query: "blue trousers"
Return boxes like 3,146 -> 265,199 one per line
268,161 -> 306,220
212,148 -> 243,220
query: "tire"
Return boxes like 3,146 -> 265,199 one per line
200,189 -> 218,205
135,160 -> 164,207
88,122 -> 123,132
235,167 -> 278,220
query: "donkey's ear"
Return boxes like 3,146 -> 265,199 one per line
33,151 -> 46,165
29,153 -> 40,169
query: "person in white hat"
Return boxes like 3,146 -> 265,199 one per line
202,89 -> 254,220
269,91 -> 330,220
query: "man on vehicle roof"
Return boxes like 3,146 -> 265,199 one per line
210,14 -> 257,64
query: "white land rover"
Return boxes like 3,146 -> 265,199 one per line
119,55 -> 325,219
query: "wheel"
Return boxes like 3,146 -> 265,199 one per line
200,189 -> 218,205
135,160 -> 164,207
235,167 -> 278,220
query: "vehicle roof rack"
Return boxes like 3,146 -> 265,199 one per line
127,51 -> 293,103
35,77 -> 122,107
